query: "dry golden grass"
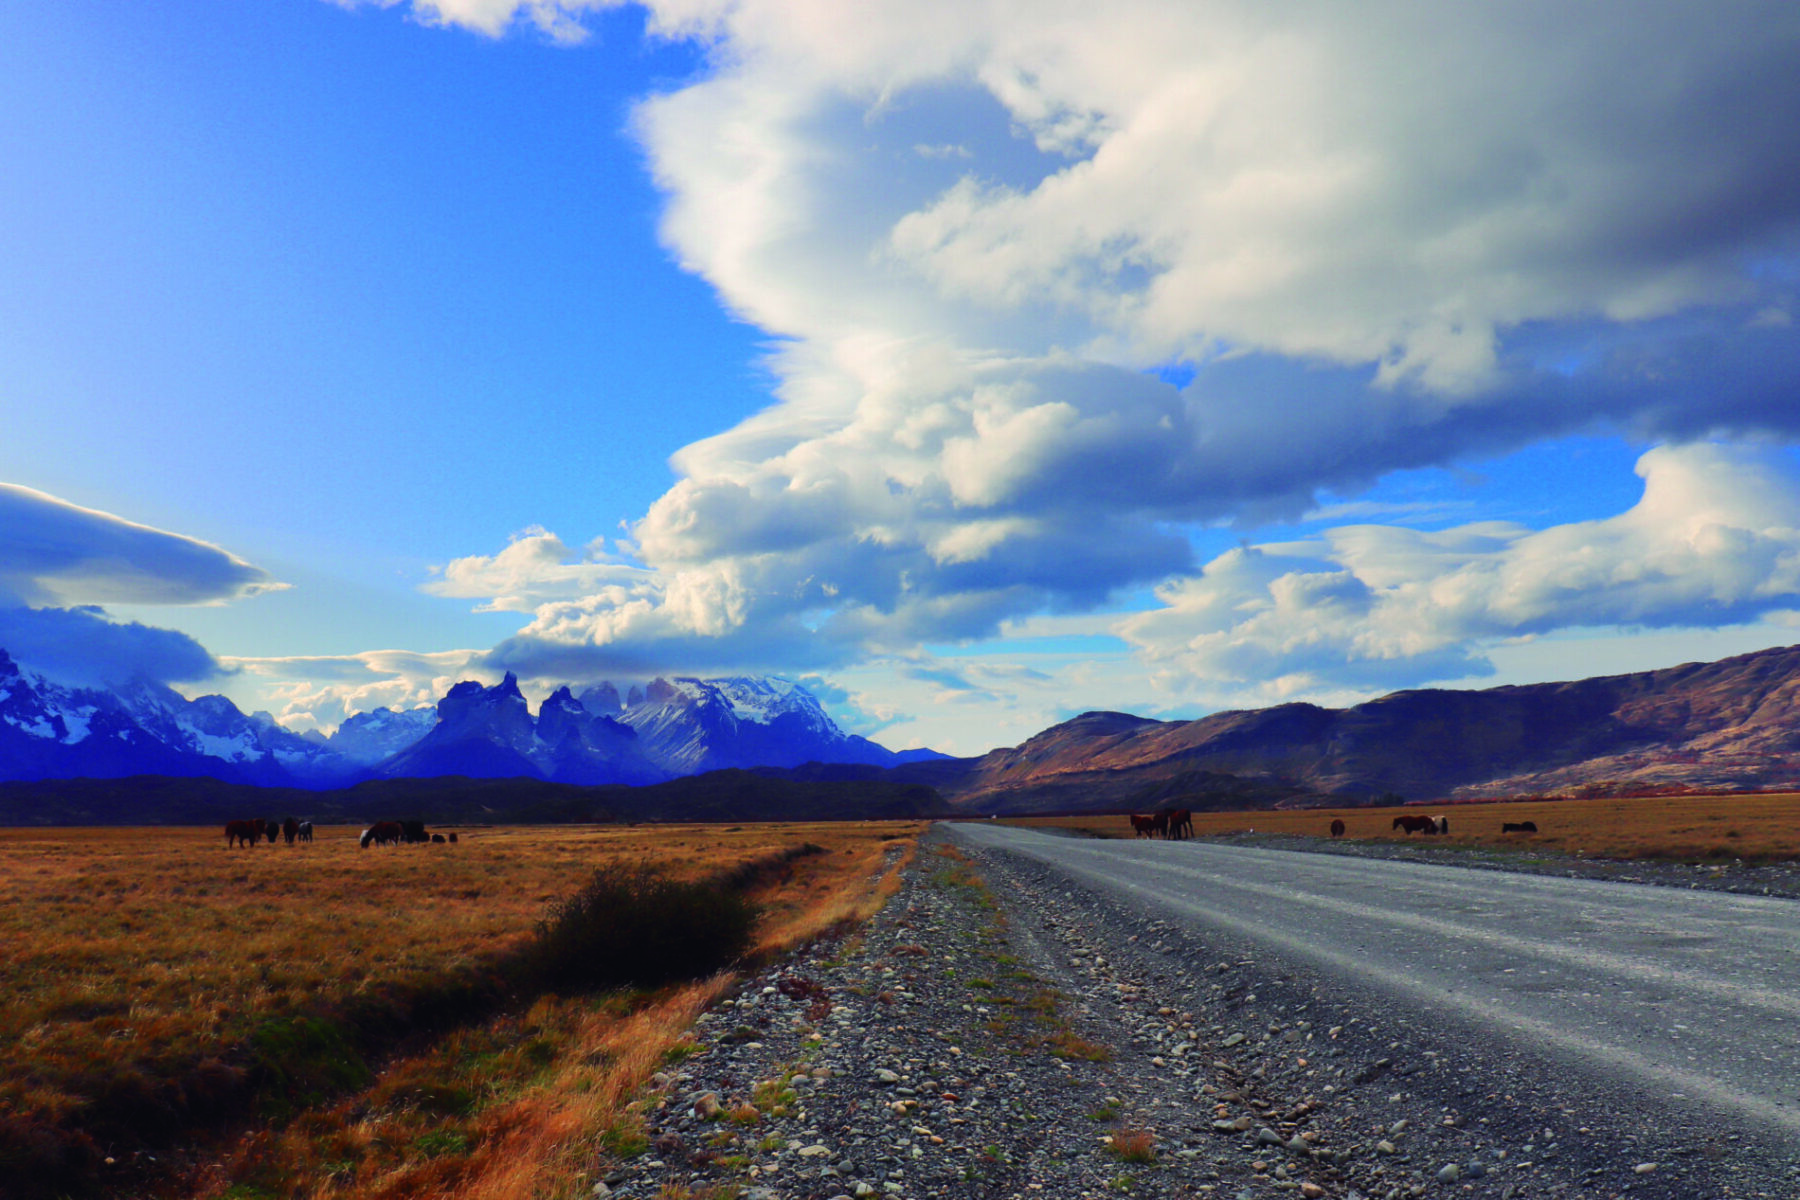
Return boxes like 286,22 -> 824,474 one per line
1007,792 -> 1800,862
1105,1125 -> 1157,1164
0,820 -> 920,1199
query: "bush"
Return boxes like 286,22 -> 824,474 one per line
522,864 -> 757,992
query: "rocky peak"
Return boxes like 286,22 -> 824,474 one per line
578,681 -> 623,716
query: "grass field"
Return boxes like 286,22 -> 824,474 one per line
1009,791 -> 1800,862
0,820 -> 921,1198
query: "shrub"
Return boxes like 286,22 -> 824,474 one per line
521,864 -> 758,993
1107,1125 -> 1157,1163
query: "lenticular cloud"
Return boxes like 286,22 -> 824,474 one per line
381,0 -> 1800,691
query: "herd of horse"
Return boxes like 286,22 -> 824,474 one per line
1129,808 -> 1194,839
1126,810 -> 1544,840
358,820 -> 454,847
223,817 -> 313,847
223,817 -> 457,847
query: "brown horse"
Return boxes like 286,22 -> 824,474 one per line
1392,814 -> 1436,834
360,821 -> 404,848
1329,818 -> 1346,837
1165,808 -> 1193,840
1129,814 -> 1156,838
225,819 -> 261,848
282,817 -> 299,845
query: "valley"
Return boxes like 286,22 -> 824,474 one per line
8,798 -> 1800,1198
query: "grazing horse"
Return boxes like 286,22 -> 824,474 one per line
1392,814 -> 1436,834
360,820 -> 404,848
282,817 -> 299,845
1502,820 -> 1538,833
431,833 -> 446,844
1329,818 -> 1346,838
1165,808 -> 1193,840
447,831 -> 458,844
225,819 -> 261,848
263,819 -> 280,844
1129,814 -> 1156,838
400,819 -> 428,845
297,821 -> 314,843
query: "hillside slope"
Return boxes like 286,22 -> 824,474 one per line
917,643 -> 1800,810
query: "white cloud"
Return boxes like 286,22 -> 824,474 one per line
331,1 -> 1800,720
223,648 -> 490,731
0,483 -> 281,608
330,0 -> 615,44
424,527 -> 651,613
1119,443 -> 1800,694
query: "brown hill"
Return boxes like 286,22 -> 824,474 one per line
916,643 -> 1800,812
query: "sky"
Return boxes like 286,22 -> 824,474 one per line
4,0 -> 1800,756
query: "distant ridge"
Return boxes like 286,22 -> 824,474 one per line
900,643 -> 1800,813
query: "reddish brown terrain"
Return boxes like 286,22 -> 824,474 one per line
908,643 -> 1800,811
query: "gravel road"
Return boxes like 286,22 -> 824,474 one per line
596,827 -> 1800,1200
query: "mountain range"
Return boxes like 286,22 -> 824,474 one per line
894,642 -> 1800,812
0,651 -> 931,789
9,641 -> 1800,818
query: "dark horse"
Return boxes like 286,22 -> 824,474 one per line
1165,808 -> 1193,840
1129,814 -> 1157,838
1502,821 -> 1538,833
225,819 -> 261,848
360,820 -> 404,848
1392,814 -> 1436,834
282,817 -> 299,845
297,820 -> 314,843
1329,818 -> 1346,838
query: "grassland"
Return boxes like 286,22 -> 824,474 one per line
1008,791 -> 1800,862
0,820 -> 920,1198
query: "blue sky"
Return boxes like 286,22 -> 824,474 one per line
5,0 -> 1800,755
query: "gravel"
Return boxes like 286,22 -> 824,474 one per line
1205,830 -> 1800,900
592,827 -> 1798,1199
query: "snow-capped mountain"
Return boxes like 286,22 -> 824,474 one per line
0,649 -> 358,785
0,649 -> 926,789
373,673 -> 660,785
617,676 -> 907,774
327,705 -> 439,765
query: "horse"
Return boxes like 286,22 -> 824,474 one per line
447,832 -> 458,844
1165,808 -> 1193,840
431,833 -> 446,844
1502,820 -> 1538,833
400,819 -> 428,844
1435,816 -> 1450,835
263,819 -> 280,844
1151,810 -> 1170,839
282,817 -> 299,845
1392,814 -> 1436,834
360,821 -> 404,848
297,821 -> 314,843
225,819 -> 261,848
1329,818 -> 1346,838
1129,814 -> 1157,838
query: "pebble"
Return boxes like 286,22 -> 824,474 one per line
596,829 -> 1719,1199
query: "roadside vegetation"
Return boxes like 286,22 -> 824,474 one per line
1012,791 -> 1800,862
0,820 -> 919,1198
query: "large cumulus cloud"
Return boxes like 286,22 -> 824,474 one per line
1120,443 -> 1800,695
348,1 -> 1800,701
